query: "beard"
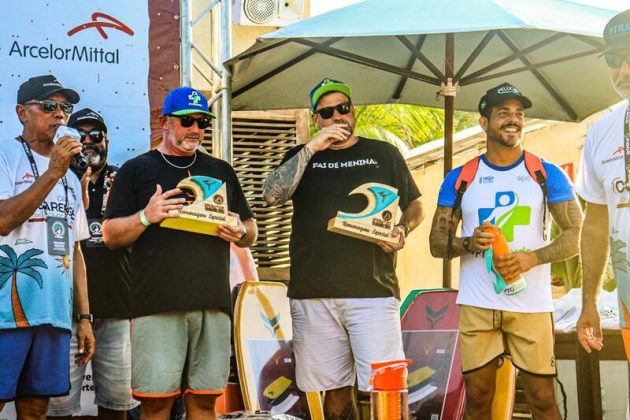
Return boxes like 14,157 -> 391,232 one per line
613,74 -> 630,100
83,145 -> 108,171
486,123 -> 522,148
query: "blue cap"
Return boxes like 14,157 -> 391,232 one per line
309,78 -> 352,110
604,9 -> 630,53
162,87 -> 215,118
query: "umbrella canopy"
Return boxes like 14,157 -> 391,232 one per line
228,0 -> 620,121
227,0 -> 623,286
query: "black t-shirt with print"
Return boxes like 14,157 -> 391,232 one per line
104,150 -> 254,318
282,137 -> 421,300
79,164 -> 133,319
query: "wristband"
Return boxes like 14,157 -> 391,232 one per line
75,313 -> 93,323
139,209 -> 151,227
395,223 -> 410,238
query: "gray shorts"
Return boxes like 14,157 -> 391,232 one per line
131,309 -> 231,398
47,319 -> 139,416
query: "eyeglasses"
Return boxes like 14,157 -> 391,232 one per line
604,53 -> 630,69
314,101 -> 352,119
24,100 -> 74,115
170,115 -> 212,129
77,129 -> 106,144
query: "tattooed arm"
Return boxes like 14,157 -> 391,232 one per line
576,202 -> 609,353
262,146 -> 313,206
493,198 -> 583,278
263,123 -> 352,206
429,205 -> 495,258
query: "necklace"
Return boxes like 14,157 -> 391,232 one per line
159,150 -> 197,169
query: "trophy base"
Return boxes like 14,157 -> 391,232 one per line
160,213 -> 238,236
327,217 -> 399,244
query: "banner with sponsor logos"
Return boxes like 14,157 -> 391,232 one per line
0,1 -> 153,166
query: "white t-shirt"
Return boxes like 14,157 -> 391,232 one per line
576,101 -> 630,324
438,154 -> 575,312
0,138 -> 88,331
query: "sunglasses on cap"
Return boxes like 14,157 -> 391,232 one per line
604,53 -> 630,69
170,115 -> 212,129
77,129 -> 106,144
314,101 -> 352,119
24,100 -> 74,115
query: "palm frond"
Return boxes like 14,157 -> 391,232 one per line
0,273 -> 11,290
18,268 -> 44,289
0,245 -> 18,265
17,248 -> 45,267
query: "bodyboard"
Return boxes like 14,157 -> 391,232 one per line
492,359 -> 516,419
400,289 -> 465,419
234,281 -> 324,420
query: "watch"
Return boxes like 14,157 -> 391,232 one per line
395,223 -> 410,238
462,237 -> 472,252
75,313 -> 93,323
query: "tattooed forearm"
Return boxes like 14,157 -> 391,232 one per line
262,146 -> 313,206
429,205 -> 467,258
533,199 -> 583,265
580,203 -> 610,306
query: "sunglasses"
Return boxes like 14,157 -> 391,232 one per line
314,101 -> 352,119
604,53 -> 630,69
77,129 -> 106,144
171,115 -> 212,129
24,99 -> 74,114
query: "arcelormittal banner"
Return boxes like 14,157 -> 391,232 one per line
0,1 -> 151,165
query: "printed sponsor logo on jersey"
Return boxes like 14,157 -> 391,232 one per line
516,175 -> 532,183
16,173 -> 35,186
602,147 -> 624,164
478,191 -> 531,242
312,158 -> 378,169
612,177 -> 630,194
15,238 -> 33,245
478,176 -> 494,184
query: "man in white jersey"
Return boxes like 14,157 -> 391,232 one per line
429,83 -> 582,420
576,9 -> 630,356
0,75 -> 94,419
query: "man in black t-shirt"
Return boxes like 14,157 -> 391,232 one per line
263,79 -> 424,418
48,108 -> 139,419
102,87 -> 257,419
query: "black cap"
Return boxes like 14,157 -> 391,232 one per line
478,82 -> 532,117
68,108 -> 107,132
603,9 -> 630,53
17,75 -> 80,105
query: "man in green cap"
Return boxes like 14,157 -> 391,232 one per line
263,78 -> 424,418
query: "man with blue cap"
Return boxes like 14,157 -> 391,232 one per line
577,9 -> 630,358
102,87 -> 257,419
263,78 -> 424,418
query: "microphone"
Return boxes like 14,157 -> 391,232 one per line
53,126 -> 87,169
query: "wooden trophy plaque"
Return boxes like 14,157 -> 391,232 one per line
160,175 -> 238,236
327,182 -> 400,244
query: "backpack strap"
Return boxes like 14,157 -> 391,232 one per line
447,156 -> 481,259
523,150 -> 549,240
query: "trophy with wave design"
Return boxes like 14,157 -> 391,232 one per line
160,175 -> 238,236
327,182 -> 400,243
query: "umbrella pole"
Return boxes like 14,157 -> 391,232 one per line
443,33 -> 455,289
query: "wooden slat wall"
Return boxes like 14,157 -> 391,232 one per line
202,111 -> 307,276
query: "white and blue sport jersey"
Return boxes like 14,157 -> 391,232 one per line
437,154 -> 575,312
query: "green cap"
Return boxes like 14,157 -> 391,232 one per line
310,78 -> 352,110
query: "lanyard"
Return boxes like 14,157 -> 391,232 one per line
96,166 -> 112,217
625,104 -> 630,191
19,137 -> 69,221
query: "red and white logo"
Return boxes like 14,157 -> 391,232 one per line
613,146 -> 624,156
67,12 -> 134,39
22,173 -> 34,180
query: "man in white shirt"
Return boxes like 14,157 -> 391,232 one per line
576,9 -> 630,356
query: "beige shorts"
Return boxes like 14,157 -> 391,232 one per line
131,310 -> 231,398
459,305 -> 556,376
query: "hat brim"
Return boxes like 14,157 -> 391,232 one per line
485,94 -> 532,112
311,83 -> 352,110
38,87 -> 80,104
171,109 -> 216,118
68,118 -> 107,132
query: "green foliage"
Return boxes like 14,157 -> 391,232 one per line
309,104 -> 478,152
